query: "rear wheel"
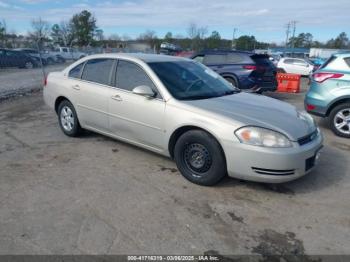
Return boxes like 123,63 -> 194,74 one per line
329,103 -> 350,138
224,76 -> 239,88
24,61 -> 34,69
174,130 -> 227,186
58,100 -> 82,137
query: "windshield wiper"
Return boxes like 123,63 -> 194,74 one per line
182,94 -> 217,100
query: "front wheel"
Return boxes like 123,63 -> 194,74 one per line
174,130 -> 227,186
329,103 -> 350,138
58,100 -> 82,137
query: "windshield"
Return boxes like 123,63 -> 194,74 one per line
148,61 -> 239,100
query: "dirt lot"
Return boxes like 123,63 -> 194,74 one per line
0,79 -> 349,257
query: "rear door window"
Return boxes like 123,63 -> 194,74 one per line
343,57 -> 350,68
203,54 -> 226,64
69,62 -> 85,79
226,53 -> 245,63
81,59 -> 114,85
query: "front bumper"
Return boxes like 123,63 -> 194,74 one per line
222,131 -> 323,183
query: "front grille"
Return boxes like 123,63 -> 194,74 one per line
298,129 -> 318,146
252,167 -> 295,176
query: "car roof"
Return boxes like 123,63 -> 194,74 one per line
333,52 -> 350,58
81,53 -> 188,63
195,49 -> 254,55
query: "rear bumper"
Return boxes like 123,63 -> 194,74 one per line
304,84 -> 329,117
222,132 -> 323,183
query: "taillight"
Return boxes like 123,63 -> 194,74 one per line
243,65 -> 257,70
313,72 -> 343,83
306,104 -> 316,111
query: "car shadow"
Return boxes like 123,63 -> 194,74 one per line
81,130 -> 348,195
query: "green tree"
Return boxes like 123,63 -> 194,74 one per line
164,32 -> 173,42
70,10 -> 97,46
333,32 -> 349,48
206,31 -> 221,49
235,35 -> 257,50
288,33 -> 313,48
0,20 -> 5,46
51,24 -> 64,45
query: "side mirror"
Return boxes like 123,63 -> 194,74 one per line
132,85 -> 156,98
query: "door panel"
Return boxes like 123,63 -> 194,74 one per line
109,90 -> 165,149
69,58 -> 114,132
74,81 -> 110,132
108,59 -> 166,150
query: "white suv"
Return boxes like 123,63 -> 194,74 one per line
277,57 -> 315,76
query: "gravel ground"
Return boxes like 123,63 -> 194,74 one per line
0,76 -> 349,258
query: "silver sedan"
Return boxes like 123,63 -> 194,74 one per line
43,53 -> 323,186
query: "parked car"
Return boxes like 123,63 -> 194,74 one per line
14,48 -> 57,65
277,57 -> 315,76
191,50 -> 277,92
305,53 -> 350,138
44,54 -> 323,186
49,47 -> 86,61
0,48 -> 38,69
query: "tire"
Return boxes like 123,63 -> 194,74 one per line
24,61 -> 34,69
57,100 -> 82,137
224,76 -> 239,88
174,130 -> 227,186
329,103 -> 350,138
47,58 -> 54,65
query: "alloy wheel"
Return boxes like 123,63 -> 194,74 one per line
334,108 -> 350,135
60,106 -> 74,132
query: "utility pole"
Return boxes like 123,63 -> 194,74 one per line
291,20 -> 297,50
232,28 -> 237,49
285,22 -> 291,48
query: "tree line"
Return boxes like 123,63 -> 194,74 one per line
0,10 -> 349,51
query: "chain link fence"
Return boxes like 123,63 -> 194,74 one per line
0,41 -> 155,100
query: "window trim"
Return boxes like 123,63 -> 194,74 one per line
113,59 -> 164,100
67,58 -> 165,101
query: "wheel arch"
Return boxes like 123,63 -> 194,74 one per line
168,125 -> 226,164
326,97 -> 350,116
55,96 -> 71,114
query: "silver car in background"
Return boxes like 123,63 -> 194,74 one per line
43,53 -> 323,186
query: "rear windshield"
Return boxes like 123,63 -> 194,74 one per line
320,56 -> 336,69
344,57 -> 350,68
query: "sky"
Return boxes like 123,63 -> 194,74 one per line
0,0 -> 349,43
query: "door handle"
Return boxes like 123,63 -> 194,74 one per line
111,94 -> 122,101
72,84 -> 80,90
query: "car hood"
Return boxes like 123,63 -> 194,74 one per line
184,93 -> 316,141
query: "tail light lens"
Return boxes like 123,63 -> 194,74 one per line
243,65 -> 257,70
313,72 -> 343,83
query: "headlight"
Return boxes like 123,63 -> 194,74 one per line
235,126 -> 292,148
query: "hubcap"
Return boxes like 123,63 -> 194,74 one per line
60,106 -> 74,132
334,108 -> 350,135
184,143 -> 212,176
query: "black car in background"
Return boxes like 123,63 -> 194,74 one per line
0,49 -> 39,69
191,50 -> 277,92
